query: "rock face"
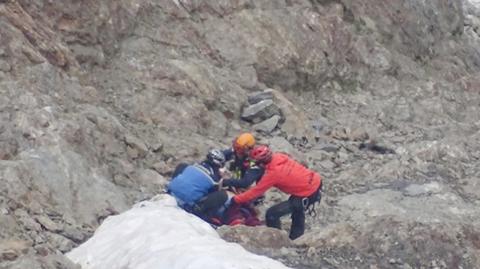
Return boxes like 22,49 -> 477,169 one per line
0,0 -> 480,268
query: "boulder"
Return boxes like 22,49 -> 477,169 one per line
247,90 -> 274,105
253,115 -> 281,134
241,99 -> 281,123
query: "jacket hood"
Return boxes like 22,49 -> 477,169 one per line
266,153 -> 289,169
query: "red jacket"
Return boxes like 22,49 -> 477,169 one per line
234,153 -> 321,204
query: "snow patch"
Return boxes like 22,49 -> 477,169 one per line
67,195 -> 290,269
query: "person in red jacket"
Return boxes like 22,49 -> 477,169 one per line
232,145 -> 322,240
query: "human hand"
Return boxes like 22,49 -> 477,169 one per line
219,168 -> 232,179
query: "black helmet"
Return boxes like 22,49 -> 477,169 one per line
207,149 -> 226,167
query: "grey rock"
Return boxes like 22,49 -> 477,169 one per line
241,99 -> 281,123
0,60 -> 11,72
46,233 -> 75,253
15,210 -> 42,232
247,90 -> 274,105
0,240 -> 30,261
35,216 -> 62,232
318,160 -> 337,170
316,143 -> 339,153
0,208 -> 8,215
61,226 -> 88,243
253,115 -> 281,134
124,134 -> 148,159
151,142 -> 163,153
69,44 -> 105,66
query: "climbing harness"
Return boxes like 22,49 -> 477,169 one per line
303,184 -> 323,217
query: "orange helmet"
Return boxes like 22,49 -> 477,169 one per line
233,133 -> 256,155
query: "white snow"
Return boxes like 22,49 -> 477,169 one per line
67,195 -> 290,269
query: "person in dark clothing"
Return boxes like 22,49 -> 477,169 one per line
222,165 -> 264,189
221,161 -> 265,206
167,149 -> 228,222
221,133 -> 267,205
231,145 -> 323,240
223,132 -> 256,180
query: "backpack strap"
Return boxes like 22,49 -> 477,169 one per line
192,163 -> 216,185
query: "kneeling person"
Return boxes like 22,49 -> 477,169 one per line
167,149 -> 228,222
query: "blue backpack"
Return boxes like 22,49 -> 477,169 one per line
167,164 -> 216,206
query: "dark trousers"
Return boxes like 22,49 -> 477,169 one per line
266,187 -> 322,240
193,190 -> 228,220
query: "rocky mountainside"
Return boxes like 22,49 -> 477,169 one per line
0,0 -> 479,268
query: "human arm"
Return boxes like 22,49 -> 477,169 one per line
222,167 -> 264,189
233,172 -> 275,204
222,148 -> 235,162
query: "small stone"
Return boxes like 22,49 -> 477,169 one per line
126,146 -> 139,159
1,208 -> 8,215
349,128 -> 369,141
34,244 -> 49,257
0,240 -> 31,261
330,127 -> 349,140
35,215 -> 62,232
337,150 -> 349,163
61,226 -> 87,243
124,134 -> 148,158
306,246 -> 316,257
48,233 -> 75,253
151,142 -> 164,153
1,249 -> 18,261
317,143 -> 339,153
0,60 -> 11,72
113,174 -> 132,187
319,160 -> 336,170
151,161 -> 171,175
15,210 -> 42,231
